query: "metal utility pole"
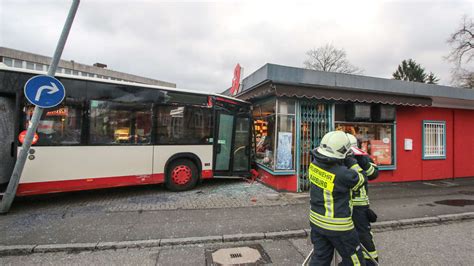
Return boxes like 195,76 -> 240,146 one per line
0,0 -> 81,213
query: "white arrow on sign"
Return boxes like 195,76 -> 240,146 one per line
35,82 -> 60,101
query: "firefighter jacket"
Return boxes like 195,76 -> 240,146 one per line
309,150 -> 367,234
352,155 -> 379,207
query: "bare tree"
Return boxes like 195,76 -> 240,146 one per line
446,15 -> 474,88
303,44 -> 363,74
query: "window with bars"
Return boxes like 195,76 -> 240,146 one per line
423,121 -> 446,159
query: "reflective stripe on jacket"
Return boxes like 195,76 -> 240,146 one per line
309,156 -> 367,233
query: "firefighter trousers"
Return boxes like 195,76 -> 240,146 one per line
309,224 -> 365,266
353,206 -> 378,266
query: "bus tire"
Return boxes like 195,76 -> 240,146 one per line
166,159 -> 199,191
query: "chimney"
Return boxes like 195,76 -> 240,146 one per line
93,62 -> 107,68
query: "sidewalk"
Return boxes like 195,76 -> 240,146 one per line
1,177 -> 474,247
1,220 -> 473,265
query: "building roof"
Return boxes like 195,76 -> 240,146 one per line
234,63 -> 474,110
0,47 -> 176,88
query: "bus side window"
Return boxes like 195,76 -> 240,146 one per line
23,102 -> 82,146
89,100 -> 152,145
156,105 -> 212,145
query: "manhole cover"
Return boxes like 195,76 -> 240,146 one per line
205,244 -> 271,265
434,199 -> 474,207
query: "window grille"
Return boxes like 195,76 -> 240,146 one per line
423,121 -> 446,158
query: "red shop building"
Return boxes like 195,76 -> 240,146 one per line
225,64 -> 474,192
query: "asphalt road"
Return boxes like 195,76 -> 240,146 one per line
1,178 -> 474,245
1,220 -> 473,265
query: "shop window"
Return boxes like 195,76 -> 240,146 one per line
156,105 -> 212,145
423,121 -> 446,159
335,103 -> 396,168
254,98 -> 296,171
335,123 -> 395,166
254,99 -> 276,169
89,100 -> 152,144
23,102 -> 83,145
276,114 -> 295,170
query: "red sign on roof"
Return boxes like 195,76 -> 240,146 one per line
230,64 -> 241,96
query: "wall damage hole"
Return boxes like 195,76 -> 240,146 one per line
205,244 -> 271,265
434,199 -> 474,207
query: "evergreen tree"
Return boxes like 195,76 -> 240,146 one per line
392,59 -> 427,82
426,72 -> 440,84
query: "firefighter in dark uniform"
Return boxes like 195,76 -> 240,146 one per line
346,134 -> 379,265
309,131 -> 368,266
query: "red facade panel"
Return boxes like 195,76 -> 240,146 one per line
453,109 -> 474,178
256,167 -> 298,192
378,106 -> 474,183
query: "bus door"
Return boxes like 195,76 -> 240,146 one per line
232,113 -> 251,174
214,111 -> 234,175
0,95 -> 16,185
213,105 -> 251,176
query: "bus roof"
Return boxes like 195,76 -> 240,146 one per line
0,64 -> 249,104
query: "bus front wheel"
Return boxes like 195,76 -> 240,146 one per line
166,159 -> 199,191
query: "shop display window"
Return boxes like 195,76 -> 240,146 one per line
254,99 -> 276,169
254,98 -> 296,171
335,103 -> 396,167
336,123 -> 394,166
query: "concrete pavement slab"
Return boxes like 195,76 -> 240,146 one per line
0,248 -> 160,266
156,246 -> 203,266
260,239 -> 306,265
290,238 -> 313,258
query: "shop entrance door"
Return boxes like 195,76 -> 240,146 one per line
299,102 -> 333,191
0,96 -> 16,184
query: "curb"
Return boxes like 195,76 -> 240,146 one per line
1,212 -> 473,256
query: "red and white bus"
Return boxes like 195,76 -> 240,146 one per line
0,66 -> 252,196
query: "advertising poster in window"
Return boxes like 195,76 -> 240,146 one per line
276,132 -> 292,170
370,139 -> 391,165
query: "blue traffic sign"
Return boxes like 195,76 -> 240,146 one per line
24,75 -> 66,108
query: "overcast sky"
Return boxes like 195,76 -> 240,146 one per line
1,0 -> 473,92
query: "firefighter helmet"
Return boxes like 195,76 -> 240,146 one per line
317,131 -> 352,159
347,133 -> 358,148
